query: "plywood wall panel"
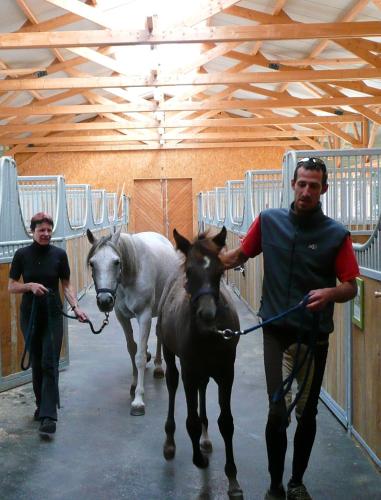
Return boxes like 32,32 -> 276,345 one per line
167,178 -> 193,242
352,276 -> 381,461
16,147 -> 285,233
0,264 -> 12,376
322,303 -> 346,409
0,264 -> 23,377
17,148 -> 284,193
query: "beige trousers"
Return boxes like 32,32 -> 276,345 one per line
282,343 -> 315,421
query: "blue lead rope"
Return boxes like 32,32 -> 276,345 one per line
218,294 -> 310,339
218,293 -> 318,421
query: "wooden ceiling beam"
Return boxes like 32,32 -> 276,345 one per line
3,129 -> 329,145
351,106 -> 381,126
224,6 -> 290,24
1,22 -> 381,50
337,39 -> 381,68
2,113 -> 360,133
2,94 -> 381,115
1,67 -> 381,91
320,123 -> 361,146
268,57 -> 362,67
14,139 -> 306,153
299,136 -> 324,150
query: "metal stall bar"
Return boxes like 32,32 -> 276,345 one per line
215,187 -> 227,226
17,175 -> 60,232
66,184 -> 89,229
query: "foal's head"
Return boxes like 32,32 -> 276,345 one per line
174,226 -> 227,335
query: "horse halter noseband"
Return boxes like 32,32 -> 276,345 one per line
186,284 -> 219,305
93,268 -> 121,304
94,279 -> 120,304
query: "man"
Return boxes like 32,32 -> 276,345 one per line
220,158 -> 359,500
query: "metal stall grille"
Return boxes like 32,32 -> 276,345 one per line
66,184 -> 89,228
17,176 -> 59,231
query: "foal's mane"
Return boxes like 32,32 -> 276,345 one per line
192,231 -> 222,257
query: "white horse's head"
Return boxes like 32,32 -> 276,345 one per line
87,227 -> 122,312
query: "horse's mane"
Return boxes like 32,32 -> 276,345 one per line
118,233 -> 138,284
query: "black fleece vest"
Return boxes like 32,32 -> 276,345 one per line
259,203 -> 348,335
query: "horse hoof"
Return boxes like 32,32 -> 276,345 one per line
163,444 -> 176,460
130,405 -> 145,416
200,439 -> 213,454
153,366 -> 164,379
194,454 -> 209,469
130,385 -> 136,397
228,488 -> 243,499
146,351 -> 151,363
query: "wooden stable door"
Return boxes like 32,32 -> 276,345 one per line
133,178 -> 193,243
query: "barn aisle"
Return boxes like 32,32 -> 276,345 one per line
0,287 -> 380,500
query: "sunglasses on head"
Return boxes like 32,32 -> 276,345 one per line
297,157 -> 326,167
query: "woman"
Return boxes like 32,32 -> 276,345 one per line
8,212 -> 88,437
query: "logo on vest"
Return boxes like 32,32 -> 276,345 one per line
308,243 -> 317,250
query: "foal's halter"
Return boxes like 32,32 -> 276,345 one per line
187,284 -> 219,305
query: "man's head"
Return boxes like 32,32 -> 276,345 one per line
293,157 -> 328,186
30,212 -> 53,245
291,157 -> 328,214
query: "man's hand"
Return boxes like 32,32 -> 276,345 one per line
306,288 -> 334,311
219,247 -> 248,270
306,280 -> 357,311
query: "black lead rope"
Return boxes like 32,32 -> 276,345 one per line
20,297 -> 37,371
21,290 -> 110,371
20,294 -> 60,408
44,289 -> 110,335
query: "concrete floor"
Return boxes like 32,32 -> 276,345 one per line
0,287 -> 380,500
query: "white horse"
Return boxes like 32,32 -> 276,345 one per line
86,228 -> 179,415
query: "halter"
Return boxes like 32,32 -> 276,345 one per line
93,272 -> 121,304
186,284 -> 219,305
90,239 -> 122,303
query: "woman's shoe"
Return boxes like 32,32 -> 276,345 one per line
265,484 -> 286,499
287,483 -> 312,500
39,417 -> 56,436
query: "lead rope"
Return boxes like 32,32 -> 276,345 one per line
272,312 -> 319,420
47,289 -> 110,335
217,294 -> 318,420
20,297 -> 37,371
217,294 -> 310,339
47,293 -> 60,409
21,290 -> 110,371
